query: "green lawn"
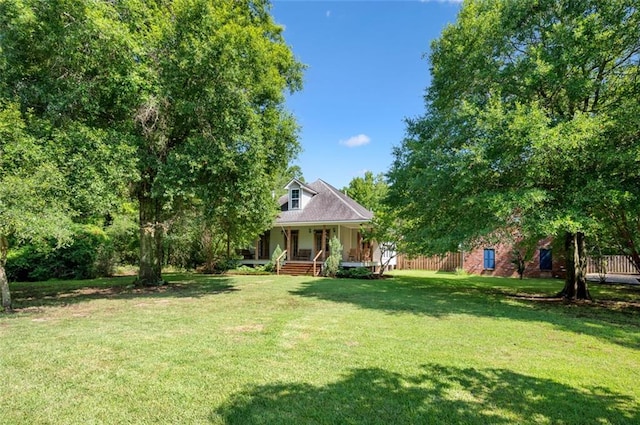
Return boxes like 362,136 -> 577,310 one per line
1,271 -> 639,424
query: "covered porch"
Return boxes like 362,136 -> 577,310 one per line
240,223 -> 378,270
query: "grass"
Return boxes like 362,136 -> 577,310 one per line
1,271 -> 639,424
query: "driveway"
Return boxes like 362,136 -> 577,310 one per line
586,273 -> 639,285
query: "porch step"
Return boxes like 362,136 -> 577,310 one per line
279,261 -> 320,276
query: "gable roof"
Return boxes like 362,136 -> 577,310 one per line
276,179 -> 373,225
284,178 -> 318,195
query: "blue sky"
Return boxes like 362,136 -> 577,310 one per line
271,0 -> 462,189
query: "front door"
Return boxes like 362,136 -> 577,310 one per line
258,231 -> 270,259
291,230 -> 299,258
314,230 -> 330,259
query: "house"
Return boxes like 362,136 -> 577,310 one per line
396,237 -> 564,278
463,237 -> 565,279
241,179 -> 384,275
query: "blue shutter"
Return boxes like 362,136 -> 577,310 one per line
540,249 -> 552,270
484,249 -> 495,269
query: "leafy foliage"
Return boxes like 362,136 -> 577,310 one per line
0,102 -> 75,309
0,103 -> 73,246
227,264 -> 271,275
6,225 -> 111,281
211,258 -> 242,275
336,267 -> 373,280
343,172 -> 399,277
104,208 -> 140,267
1,0 -> 304,287
387,0 -> 640,299
323,236 -> 343,278
266,244 -> 284,273
342,171 -> 387,212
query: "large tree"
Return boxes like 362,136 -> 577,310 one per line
1,0 -> 303,285
342,171 -> 388,212
387,0 -> 640,300
0,103 -> 73,311
344,172 -> 401,277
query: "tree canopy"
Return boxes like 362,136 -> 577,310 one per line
0,103 -> 74,310
343,172 -> 400,276
342,171 -> 388,213
1,0 -> 304,287
387,0 -> 640,299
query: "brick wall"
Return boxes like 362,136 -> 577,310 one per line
463,238 -> 565,279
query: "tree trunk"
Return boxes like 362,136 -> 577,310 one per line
558,231 -> 591,300
202,226 -> 215,274
0,234 -> 11,312
138,193 -> 164,286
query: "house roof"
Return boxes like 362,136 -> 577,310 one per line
284,178 -> 318,195
276,179 -> 373,226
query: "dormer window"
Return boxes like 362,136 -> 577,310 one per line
291,189 -> 300,209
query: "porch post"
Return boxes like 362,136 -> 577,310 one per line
322,226 -> 327,261
286,228 -> 291,260
357,231 -> 362,262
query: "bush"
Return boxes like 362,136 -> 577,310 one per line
5,224 -> 111,281
212,257 -> 241,274
5,245 -> 39,282
336,267 -> 373,279
454,267 -> 468,276
263,262 -> 275,273
264,244 -> 283,272
323,236 -> 343,277
227,265 -> 271,275
104,211 -> 139,267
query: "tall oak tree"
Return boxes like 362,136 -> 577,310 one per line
387,0 -> 640,299
1,0 -> 303,286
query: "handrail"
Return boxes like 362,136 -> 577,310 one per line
276,250 -> 287,275
313,250 -> 323,277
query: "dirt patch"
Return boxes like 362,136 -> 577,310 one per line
507,293 -> 640,314
58,287 -> 118,298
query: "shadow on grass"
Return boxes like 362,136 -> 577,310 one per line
213,363 -> 639,424
290,274 -> 640,350
9,273 -> 237,310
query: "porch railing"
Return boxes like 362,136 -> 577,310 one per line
313,250 -> 323,277
276,250 -> 287,275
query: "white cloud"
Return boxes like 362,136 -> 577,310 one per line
340,134 -> 371,148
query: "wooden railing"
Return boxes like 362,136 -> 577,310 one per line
275,250 -> 287,275
313,250 -> 323,277
587,255 -> 638,275
396,252 -> 462,272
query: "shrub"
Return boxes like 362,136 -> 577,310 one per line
265,244 -> 283,272
348,267 -> 374,279
454,267 -> 468,276
323,236 -> 343,277
336,267 -> 373,279
212,257 -> 241,274
105,211 -> 139,267
5,245 -> 39,282
5,224 -> 111,281
227,265 -> 270,275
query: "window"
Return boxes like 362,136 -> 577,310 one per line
291,189 -> 300,209
540,249 -> 552,270
483,248 -> 495,270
